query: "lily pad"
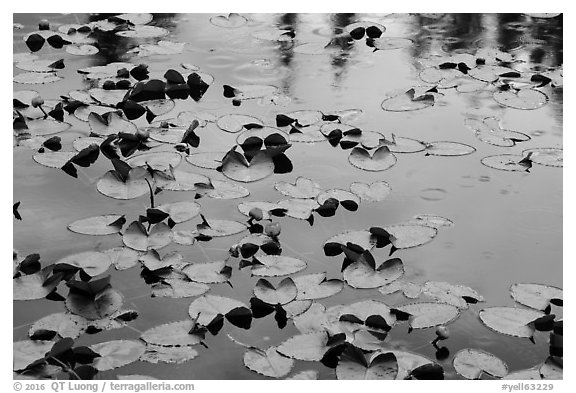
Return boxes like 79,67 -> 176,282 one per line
122,222 -> 173,251
140,345 -> 199,364
481,154 -> 530,172
422,281 -> 484,310
344,256 -> 404,289
277,199 -> 319,220
16,59 -> 65,73
25,118 -> 72,136
276,332 -> 329,361
73,137 -> 103,151
183,261 -> 231,284
197,218 -> 247,237
221,150 -> 275,183
13,340 -> 54,371
225,84 -> 278,100
425,141 -> 476,156
33,151 -> 75,168
385,224 -> 438,249
381,87 -> 435,112
126,151 -> 182,172
465,117 -> 530,147
139,250 -> 183,271
29,312 -> 88,340
14,266 -> 59,301
155,201 -> 201,223
155,170 -> 210,192
380,135 -> 427,153
217,114 -> 263,133
188,295 -> 250,326
66,44 -> 99,56
350,181 -> 391,202
238,201 -> 282,220
244,347 -> 294,378
14,72 -> 62,84
522,148 -> 563,167
478,307 -> 545,338
407,214 -> 454,229
275,177 -> 322,199
210,13 -> 248,28
292,273 -> 344,300
116,26 -> 169,38
254,278 -> 297,305
141,320 -> 203,347
198,179 -> 250,199
74,105 -> 117,122
67,214 -> 125,235
372,37 -> 413,50
96,168 -> 151,200
510,283 -> 562,311
90,340 -> 146,371
151,278 -> 210,299
453,349 -> 508,379
56,251 -> 112,277
394,302 -> 460,329
250,255 -> 307,277
503,367 -> 542,380
540,357 -> 562,380
324,230 -> 376,256
494,89 -> 548,110
379,280 -> 423,299
337,346 -> 397,380
103,247 -> 140,270
186,152 -> 225,169
66,286 -> 124,321
348,145 -> 397,171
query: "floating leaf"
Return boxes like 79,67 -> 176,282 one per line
350,181 -> 391,202
151,279 -> 209,299
394,302 -> 460,329
336,346 -> 398,380
493,89 -> 548,110
465,117 -> 530,147
141,320 -> 203,347
244,347 -> 294,378
540,357 -> 562,380
116,26 -> 169,38
425,141 -> 476,156
183,261 -> 231,284
67,214 -> 125,235
522,148 -> 563,167
292,273 -> 344,300
453,349 -> 508,379
238,201 -> 282,220
481,154 -> 530,172
66,44 -> 99,56
510,283 -> 562,311
197,218 -> 247,237
274,177 -> 322,199
502,367 -> 542,380
14,72 -> 62,84
123,222 -> 172,251
90,340 -> 145,371
381,87 -> 435,112
221,149 -> 275,183
254,278 -> 297,305
348,145 -> 397,171
198,179 -> 250,199
250,255 -> 307,277
103,247 -> 139,270
13,340 -> 54,371
385,224 -> 438,249
478,307 -> 545,338
140,344 -> 199,364
224,84 -> 278,100
217,114 -> 263,133
29,313 -> 88,340
210,13 -> 247,28
186,152 -> 225,169
16,59 -> 65,73
372,37 -> 413,50
407,214 -> 454,229
14,266 -> 59,301
126,151 -> 182,172
188,295 -> 249,326
422,281 -> 484,310
344,255 -> 404,289
66,286 -> 124,321
276,332 -> 329,361
25,118 -> 72,136
324,230 -> 376,256
155,201 -> 201,224
155,170 -> 210,192
56,251 -> 112,277
33,151 -> 75,168
277,199 -> 318,220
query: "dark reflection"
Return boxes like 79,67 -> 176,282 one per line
328,13 -> 355,84
274,13 -> 298,93
440,13 -> 483,52
496,13 -> 525,52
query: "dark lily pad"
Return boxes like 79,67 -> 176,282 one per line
350,181 -> 391,202
188,294 -> 250,326
183,261 -> 231,284
74,105 -> 116,122
324,230 -> 376,256
425,141 -> 476,156
90,340 -> 145,371
453,349 -> 508,379
210,13 -> 248,28
293,273 -> 344,300
14,72 -> 62,84
66,286 -> 124,321
244,347 -> 294,378
116,26 -> 169,38
122,221 -> 173,251
422,281 -> 484,310
317,189 -> 360,208
250,255 -> 307,277
478,307 -> 545,338
394,302 -> 460,329
217,114 -> 263,133
493,89 -> 548,110
29,312 -> 88,340
510,283 -> 562,311
522,148 -> 563,167
67,214 -> 125,235
186,152 -> 225,169
236,127 -> 289,145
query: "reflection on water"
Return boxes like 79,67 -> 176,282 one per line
13,13 -> 562,380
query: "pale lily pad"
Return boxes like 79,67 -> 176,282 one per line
276,199 -> 319,220
139,250 -> 183,271
344,256 -> 404,289
122,222 -> 173,251
379,280 -> 423,299
503,367 -> 542,380
140,345 -> 199,364
198,179 -> 250,199
453,349 -> 508,379
66,44 -> 99,56
89,88 -> 127,106
478,307 -> 545,338
341,300 -> 397,327
425,141 -> 476,156
317,189 -> 360,206
13,340 -> 54,371
381,87 -> 435,112
522,148 -> 563,167
226,84 -> 278,100
56,251 -> 112,277
197,218 -> 247,237
148,126 -> 187,144
283,300 -> 313,318
25,118 -> 72,136
66,286 -> 124,321
481,154 -> 530,172
73,137 -> 103,151
337,347 -> 397,380
465,117 -> 530,147
293,273 -> 344,300
494,89 -> 548,110
188,295 -> 249,326
74,105 -> 117,122
250,255 -> 307,277
78,62 -> 134,80
90,340 -> 146,371
380,135 -> 427,153
116,13 -> 154,25
155,170 -> 210,192
350,181 -> 391,202
373,350 -> 438,380
238,201 -> 281,220
16,59 -> 65,73
324,230 -> 376,255
422,281 -> 484,310
96,168 -> 151,200
540,357 -> 562,380
275,177 -> 322,199
510,283 -> 562,311
292,303 -> 334,333
141,99 -> 176,116
394,302 -> 460,329
276,332 -> 329,361
252,28 -> 294,42
29,312 -> 88,339
130,41 -> 186,57
385,224 -> 438,249
14,266 -> 59,301
217,114 -> 263,133
221,150 -> 275,183
210,13 -> 248,28
244,347 -> 294,378
103,247 -> 140,270
14,72 -> 62,84
349,145 -> 397,171
116,26 -> 169,38
151,278 -> 210,299
254,278 -> 297,305
126,151 -> 182,172
372,37 -> 413,50
141,320 -> 203,347
183,261 -> 231,284
186,152 -> 225,169
407,214 -> 454,229
155,201 -> 201,224
33,151 -> 75,168
68,214 -> 125,235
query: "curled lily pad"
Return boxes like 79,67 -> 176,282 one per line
197,218 -> 247,237
244,347 -> 294,378
66,44 -> 99,56
453,349 -> 508,379
381,87 -> 436,112
56,251 -> 112,277
29,312 -> 88,340
394,302 -> 460,329
221,150 -> 275,183
254,278 -> 297,305
14,72 -> 62,84
155,201 -> 201,224
14,266 -> 59,301
350,181 -> 391,202
123,222 -> 173,251
522,148 -> 563,167
67,214 -> 125,235
425,141 -> 476,156
210,13 -> 247,28
25,118 -> 72,136
116,26 -> 169,38
250,255 -> 307,277
186,152 -> 225,169
481,154 -> 530,172
478,307 -> 545,338
510,283 -> 562,311
13,340 -> 54,371
372,37 -> 413,50
33,151 -> 75,168
90,340 -> 146,371
422,281 -> 484,310
276,332 -> 329,361
141,320 -> 203,347
217,114 -> 263,133
103,247 -> 140,271
188,294 -> 250,326
385,224 -> 438,249
126,151 -> 182,172
97,168 -> 151,200
293,273 -> 344,300
494,89 -> 548,110
183,261 -> 231,284
275,177 -> 322,199
337,346 -> 398,380
344,256 -> 404,289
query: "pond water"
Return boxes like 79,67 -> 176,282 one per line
13,13 -> 563,380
